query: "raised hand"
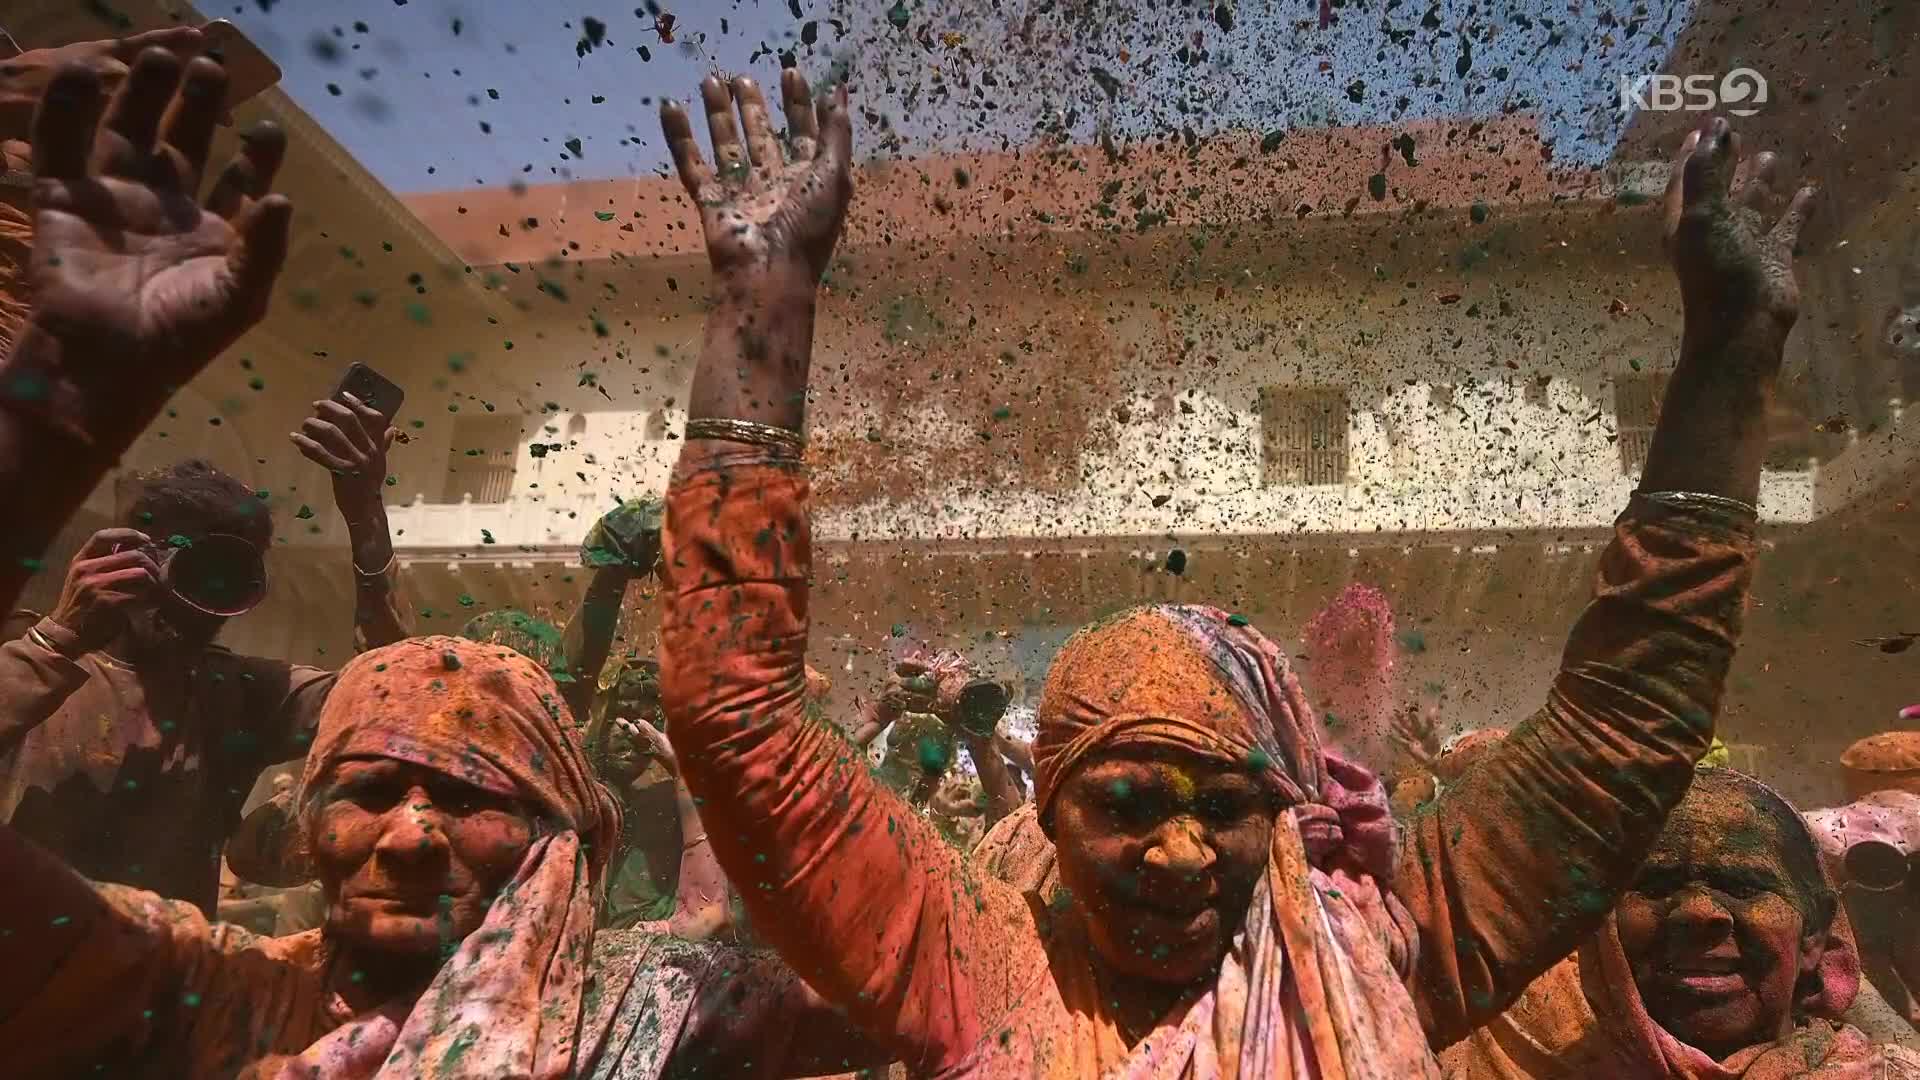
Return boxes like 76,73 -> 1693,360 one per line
291,393 -> 394,513
16,49 -> 291,421
1388,702 -> 1441,775
0,26 -> 206,139
47,527 -> 162,652
579,497 -> 664,574
615,716 -> 680,779
1663,116 -> 1816,338
880,659 -> 939,716
660,70 -> 853,287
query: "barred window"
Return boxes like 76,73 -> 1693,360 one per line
1259,387 -> 1350,486
443,411 -> 522,503
1614,373 -> 1669,477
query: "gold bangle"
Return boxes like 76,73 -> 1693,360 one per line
684,417 -> 804,455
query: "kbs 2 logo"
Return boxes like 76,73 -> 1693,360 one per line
1618,69 -> 1768,116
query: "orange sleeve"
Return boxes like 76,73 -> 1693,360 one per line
0,824 -> 300,1076
658,446 -> 1018,1072
1401,493 -> 1757,1048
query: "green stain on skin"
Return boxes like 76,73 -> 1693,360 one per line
438,1025 -> 481,1070
4,370 -> 50,403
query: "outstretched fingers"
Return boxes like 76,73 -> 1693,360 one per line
159,56 -> 229,193
225,193 -> 293,315
1770,184 -> 1818,250
206,122 -> 286,219
782,68 -> 819,160
1729,150 -> 1779,211
732,76 -> 782,174
659,98 -> 713,201
1682,116 -> 1738,212
812,83 -> 853,195
1661,128 -> 1700,246
100,47 -> 184,178
30,63 -> 107,182
701,75 -> 747,180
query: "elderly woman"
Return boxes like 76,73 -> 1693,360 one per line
0,636 -> 884,1078
1441,769 -> 1920,1078
653,68 -> 1811,1076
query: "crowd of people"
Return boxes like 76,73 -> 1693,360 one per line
0,23 -> 1916,1080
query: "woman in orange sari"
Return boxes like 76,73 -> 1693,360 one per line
653,68 -> 1814,1077
1440,768 -> 1920,1078
0,635 -> 885,1078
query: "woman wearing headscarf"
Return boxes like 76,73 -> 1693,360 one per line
1440,768 -> 1920,1078
0,635 -> 887,1078
653,68 -> 1811,1077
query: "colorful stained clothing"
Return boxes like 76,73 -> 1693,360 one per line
602,774 -> 685,928
0,174 -> 26,355
1434,916 -> 1916,1079
658,445 -> 1757,1077
875,709 -> 958,792
0,635 -> 883,1079
1441,777 -> 1920,1079
0,613 -> 332,913
0,875 -> 860,1080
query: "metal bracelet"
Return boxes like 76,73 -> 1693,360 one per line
26,624 -> 78,659
1637,490 -> 1760,521
683,417 -> 804,455
353,550 -> 398,578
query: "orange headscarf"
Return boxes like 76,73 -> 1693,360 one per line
280,636 -> 622,1080
1024,605 -> 1439,1080
1034,604 -> 1399,884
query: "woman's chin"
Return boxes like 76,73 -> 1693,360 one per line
1097,911 -> 1229,985
331,907 -> 460,957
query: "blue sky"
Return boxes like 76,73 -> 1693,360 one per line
219,0 -> 1698,194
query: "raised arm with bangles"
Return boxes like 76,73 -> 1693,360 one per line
655,66 -> 1798,1075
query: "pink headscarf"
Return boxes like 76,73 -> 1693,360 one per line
1022,605 -> 1440,1080
275,636 -> 622,1080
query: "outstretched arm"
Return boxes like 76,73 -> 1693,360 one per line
1401,117 -> 1813,1047
655,71 -> 1018,1072
560,499 -> 663,710
291,394 -> 405,650
964,733 -> 1025,827
615,717 -> 733,941
0,51 -> 291,614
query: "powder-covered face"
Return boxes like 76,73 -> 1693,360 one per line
309,758 -> 536,959
601,682 -> 665,785
1617,790 -> 1824,1061
1050,746 -> 1277,987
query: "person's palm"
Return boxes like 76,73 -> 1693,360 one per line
1663,118 -> 1815,336
21,51 -> 290,392
661,71 -> 852,284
